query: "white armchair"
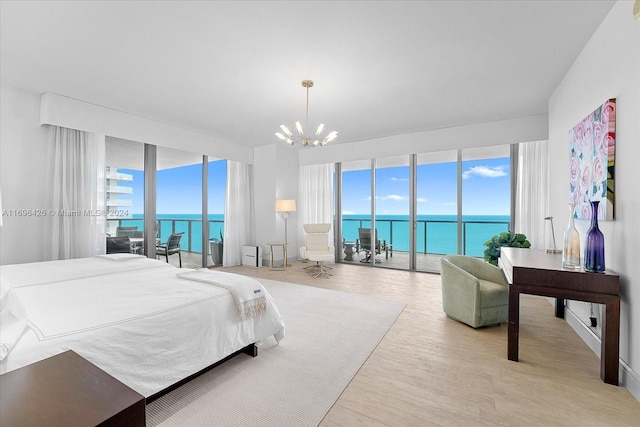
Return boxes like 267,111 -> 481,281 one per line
300,224 -> 334,278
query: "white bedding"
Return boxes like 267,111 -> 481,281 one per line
1,254 -> 164,287
0,257 -> 285,397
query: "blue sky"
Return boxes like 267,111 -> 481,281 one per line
342,157 -> 510,216
121,156 -> 509,217
122,160 -> 227,215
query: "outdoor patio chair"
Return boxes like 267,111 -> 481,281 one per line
106,236 -> 132,254
156,232 -> 184,267
357,228 -> 389,263
116,226 -> 138,238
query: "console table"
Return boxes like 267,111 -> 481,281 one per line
498,247 -> 620,385
0,350 -> 145,426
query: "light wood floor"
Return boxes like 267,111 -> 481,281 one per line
223,261 -> 640,426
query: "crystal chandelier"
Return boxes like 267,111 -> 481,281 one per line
275,80 -> 338,146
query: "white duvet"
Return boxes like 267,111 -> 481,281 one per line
0,256 -> 285,397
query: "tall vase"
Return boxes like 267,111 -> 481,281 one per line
584,201 -> 605,272
562,204 -> 581,269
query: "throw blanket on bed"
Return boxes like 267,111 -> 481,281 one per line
176,269 -> 267,319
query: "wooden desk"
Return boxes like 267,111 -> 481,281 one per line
0,350 -> 145,426
499,247 -> 620,385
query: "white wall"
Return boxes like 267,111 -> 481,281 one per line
40,92 -> 253,164
0,85 -> 255,265
548,1 -> 640,398
253,143 -> 299,266
299,113 -> 548,166
0,84 -> 52,264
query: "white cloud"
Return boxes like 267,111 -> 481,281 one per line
391,177 -> 409,182
417,197 -> 428,203
377,194 -> 407,201
462,165 -> 507,179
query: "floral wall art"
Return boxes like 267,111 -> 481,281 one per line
568,98 -> 616,221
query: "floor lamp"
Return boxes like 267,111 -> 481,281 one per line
275,199 -> 296,265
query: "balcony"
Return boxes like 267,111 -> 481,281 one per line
340,217 -> 510,272
116,216 -> 509,272
116,217 -> 224,269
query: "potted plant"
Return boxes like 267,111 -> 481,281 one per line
483,232 -> 531,266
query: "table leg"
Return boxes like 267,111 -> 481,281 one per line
283,245 -> 288,268
601,297 -> 620,385
508,286 -> 520,361
269,247 -> 274,269
555,298 -> 565,318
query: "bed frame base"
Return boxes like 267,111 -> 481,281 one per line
146,343 -> 258,403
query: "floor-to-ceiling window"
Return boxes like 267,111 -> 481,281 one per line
156,147 -> 203,268
375,155 -> 410,270
461,146 -> 511,257
340,160 -> 372,263
105,137 -> 145,253
206,158 -> 227,267
105,139 -> 229,267
337,144 -> 512,273
415,150 -> 458,272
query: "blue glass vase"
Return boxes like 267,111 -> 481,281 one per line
584,201 -> 605,272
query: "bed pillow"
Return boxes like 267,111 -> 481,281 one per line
0,276 -> 28,361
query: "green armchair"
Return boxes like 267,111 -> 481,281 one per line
440,255 -> 508,328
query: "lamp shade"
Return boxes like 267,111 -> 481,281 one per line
275,199 -> 296,212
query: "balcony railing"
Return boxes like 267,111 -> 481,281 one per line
115,216 -> 509,258
116,217 -> 224,254
342,217 -> 510,257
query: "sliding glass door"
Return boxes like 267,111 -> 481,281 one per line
156,147 -> 203,268
375,156 -> 410,270
415,150 -> 458,272
206,158 -> 227,267
337,144 -> 512,273
461,146 -> 511,257
105,137 -> 145,253
340,160 -> 372,263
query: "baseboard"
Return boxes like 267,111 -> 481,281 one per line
564,306 -> 640,402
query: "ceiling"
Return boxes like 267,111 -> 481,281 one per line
105,136 -> 205,170
0,1 -> 615,149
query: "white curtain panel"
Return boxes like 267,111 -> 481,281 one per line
223,160 -> 254,266
50,127 -> 106,259
515,140 -> 548,250
297,163 -> 335,255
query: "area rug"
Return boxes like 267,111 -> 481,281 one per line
146,279 -> 405,426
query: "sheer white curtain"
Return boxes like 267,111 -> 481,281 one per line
297,163 -> 335,252
223,160 -> 254,266
515,140 -> 548,250
50,126 -> 106,259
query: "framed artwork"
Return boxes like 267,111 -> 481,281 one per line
568,98 -> 616,221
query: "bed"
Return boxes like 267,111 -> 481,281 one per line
0,254 -> 285,398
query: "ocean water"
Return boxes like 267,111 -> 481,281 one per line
122,214 -> 224,253
120,214 -> 509,257
342,215 -> 510,257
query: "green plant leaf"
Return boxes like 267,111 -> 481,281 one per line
482,231 -> 531,265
